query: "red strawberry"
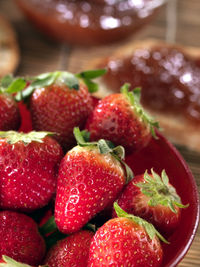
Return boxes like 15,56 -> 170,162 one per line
0,94 -> 20,131
45,230 -> 94,267
87,84 -> 159,153
88,203 -> 167,267
113,169 -> 188,234
55,127 -> 133,234
0,131 -> 63,212
15,70 -> 106,150
0,211 -> 46,266
0,75 -> 25,131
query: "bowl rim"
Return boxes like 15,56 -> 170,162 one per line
159,132 -> 200,267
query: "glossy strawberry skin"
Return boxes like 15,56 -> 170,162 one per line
113,174 -> 181,234
45,230 -> 94,267
55,146 -> 126,234
87,93 -> 151,153
30,83 -> 93,150
88,217 -> 163,267
0,136 -> 63,212
0,210 -> 46,265
0,94 -> 20,131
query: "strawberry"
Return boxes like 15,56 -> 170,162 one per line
45,230 -> 94,267
0,211 -> 46,266
0,131 -> 63,212
0,75 -> 26,131
0,94 -> 20,131
113,169 -> 188,234
87,84 -> 159,153
55,127 -> 133,234
15,70 -> 106,150
88,203 -> 167,267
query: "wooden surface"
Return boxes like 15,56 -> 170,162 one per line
0,0 -> 200,266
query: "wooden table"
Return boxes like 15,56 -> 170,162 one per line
0,0 -> 200,266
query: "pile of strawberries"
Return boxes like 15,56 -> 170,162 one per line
0,71 -> 188,267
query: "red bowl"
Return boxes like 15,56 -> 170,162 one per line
18,102 -> 199,266
126,132 -> 199,267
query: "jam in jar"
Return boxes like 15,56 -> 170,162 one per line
15,0 -> 166,45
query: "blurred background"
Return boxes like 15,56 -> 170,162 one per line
1,0 -> 200,76
0,1 -> 200,266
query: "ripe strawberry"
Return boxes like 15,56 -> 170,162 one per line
45,230 -> 94,267
87,84 -> 159,153
0,75 -> 25,131
88,203 -> 167,267
113,169 -> 188,234
0,131 -> 63,212
55,127 -> 133,234
0,94 -> 20,131
15,70 -> 106,150
0,211 -> 46,266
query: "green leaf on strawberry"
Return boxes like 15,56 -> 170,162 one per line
73,127 -> 133,183
15,69 -> 106,101
114,202 -> 169,244
77,69 -> 107,80
0,75 -> 26,95
121,83 -> 160,138
76,69 -> 107,93
39,216 -> 58,236
0,256 -> 32,267
15,71 -> 78,101
58,72 -> 80,90
135,169 -> 189,213
0,255 -> 48,267
0,131 -> 55,146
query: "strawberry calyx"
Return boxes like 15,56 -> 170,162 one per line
74,127 -> 133,183
0,131 -> 55,146
120,83 -> 160,138
0,255 -> 48,267
0,75 -> 26,95
15,71 -> 77,101
15,69 -> 106,101
135,169 -> 189,213
0,255 -> 31,267
114,202 -> 169,244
